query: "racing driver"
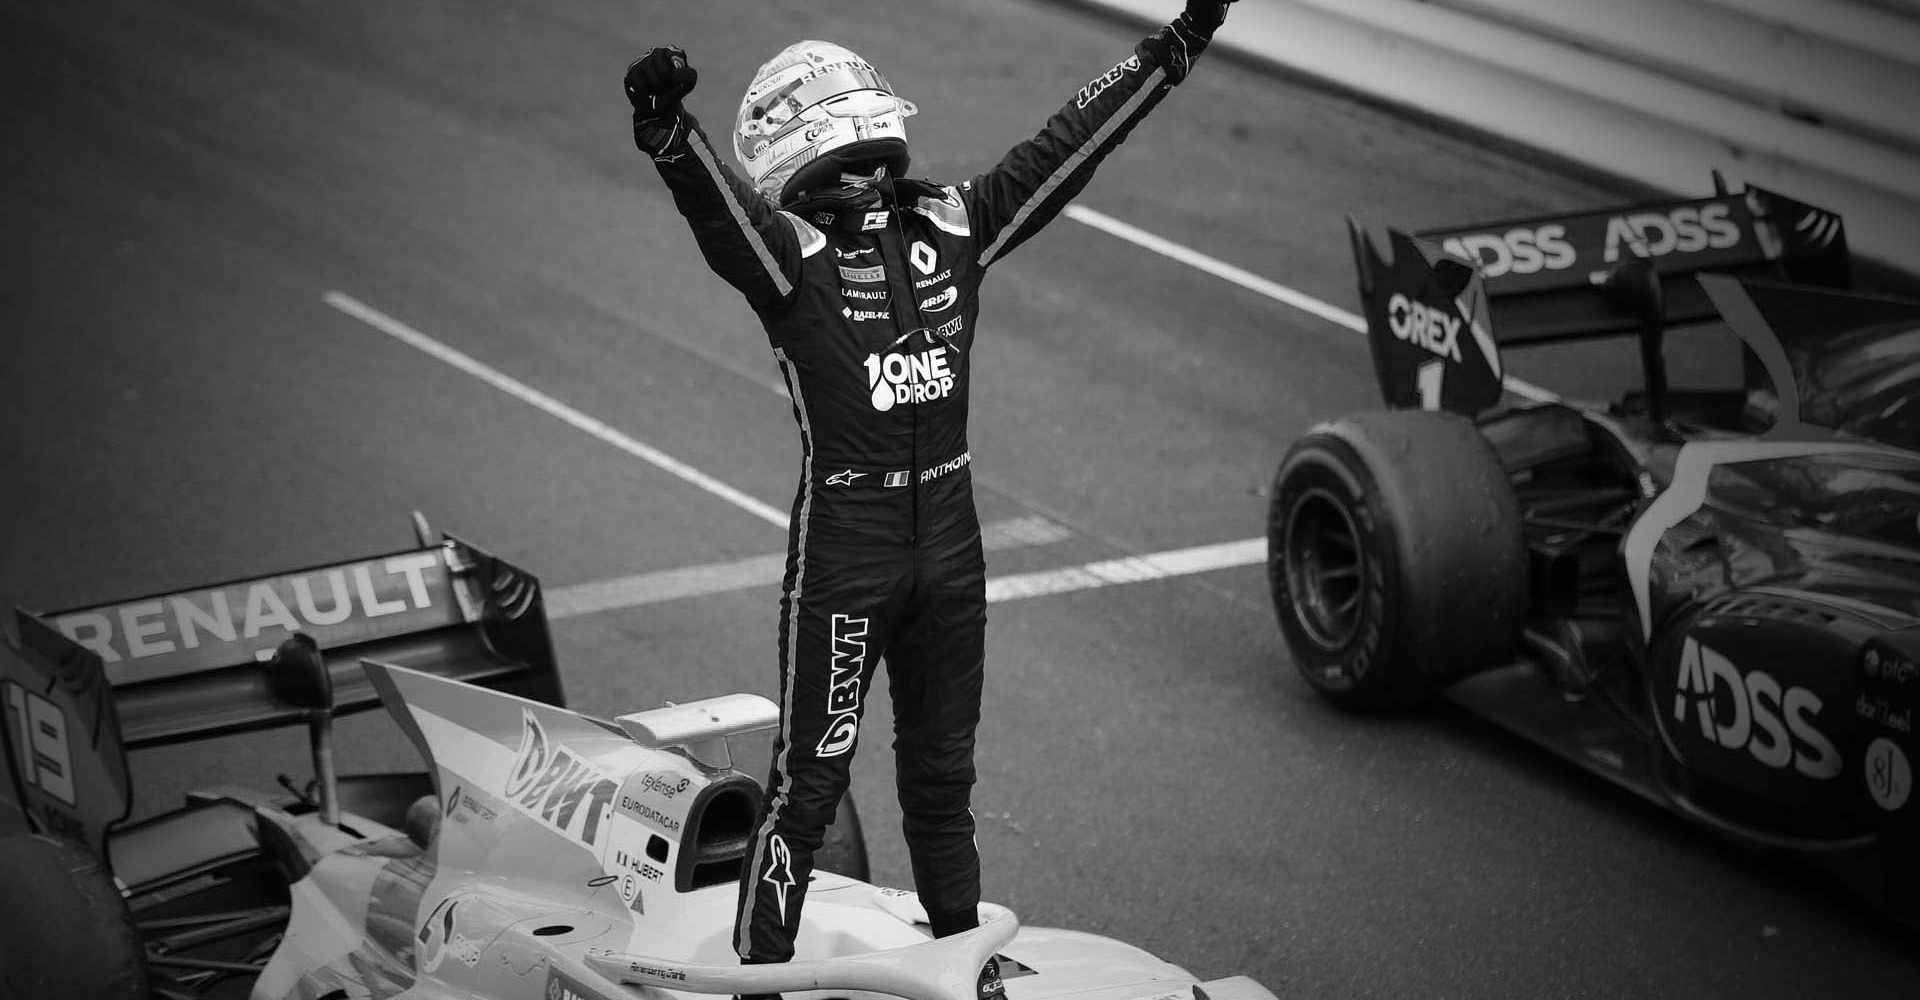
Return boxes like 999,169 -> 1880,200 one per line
622,3 -> 1234,994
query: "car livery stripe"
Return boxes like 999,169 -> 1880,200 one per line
688,128 -> 792,299
1458,291 -> 1502,385
1621,438 -> 1901,640
977,65 -> 1168,269
1698,275 -> 1810,432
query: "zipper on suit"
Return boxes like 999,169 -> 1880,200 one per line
874,178 -> 937,549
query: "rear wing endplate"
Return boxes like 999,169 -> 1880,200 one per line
0,613 -> 131,855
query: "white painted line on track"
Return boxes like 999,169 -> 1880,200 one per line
548,551 -> 787,620
1066,204 -> 1368,331
547,514 -> 1077,619
546,533 -> 1266,618
1063,204 -> 1559,403
324,291 -> 791,529
984,537 -> 1265,604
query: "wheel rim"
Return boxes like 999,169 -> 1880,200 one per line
1285,488 -> 1366,650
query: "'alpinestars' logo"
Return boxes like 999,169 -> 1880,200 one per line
826,470 -> 866,486
763,834 -> 796,916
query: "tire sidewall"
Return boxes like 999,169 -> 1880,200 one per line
0,833 -> 147,1000
1269,437 -> 1410,706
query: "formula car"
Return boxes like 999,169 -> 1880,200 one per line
1264,179 -> 1920,925
0,520 -> 1279,1000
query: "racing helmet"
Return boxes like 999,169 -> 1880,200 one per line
734,40 -> 917,206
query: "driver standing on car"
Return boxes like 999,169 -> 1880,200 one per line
622,4 -> 1234,996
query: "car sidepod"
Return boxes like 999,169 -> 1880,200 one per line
1857,628 -> 1920,921
1647,593 -> 1877,843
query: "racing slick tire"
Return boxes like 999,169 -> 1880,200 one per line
0,833 -> 147,1000
1268,409 -> 1526,711
817,792 -> 871,882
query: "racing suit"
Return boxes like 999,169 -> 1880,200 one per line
640,38 -> 1194,966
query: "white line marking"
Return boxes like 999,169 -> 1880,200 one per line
1066,204 -> 1367,331
548,552 -> 787,619
324,291 -> 791,529
546,535 -> 1267,618
985,537 -> 1264,603
980,514 -> 1075,549
1064,204 -> 1558,403
547,515 -> 1080,619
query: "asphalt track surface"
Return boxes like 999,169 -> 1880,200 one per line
2,1 -> 1916,997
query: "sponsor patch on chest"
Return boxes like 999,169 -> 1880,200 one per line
865,344 -> 955,411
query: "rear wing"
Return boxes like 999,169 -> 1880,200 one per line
37,529 -> 560,748
0,524 -> 563,858
34,529 -> 564,748
1351,179 -> 1852,415
1408,181 -> 1850,344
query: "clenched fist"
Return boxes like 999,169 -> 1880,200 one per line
625,45 -> 697,118
1142,0 -> 1236,82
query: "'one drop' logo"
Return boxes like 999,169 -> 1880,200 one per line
865,346 -> 955,411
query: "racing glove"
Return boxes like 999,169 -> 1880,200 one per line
1140,0 -> 1235,84
625,45 -> 697,157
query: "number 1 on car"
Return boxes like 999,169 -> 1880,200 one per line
1416,359 -> 1445,410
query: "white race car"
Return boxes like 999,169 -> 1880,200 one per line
0,523 -> 1280,1000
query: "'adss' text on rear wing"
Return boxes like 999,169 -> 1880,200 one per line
1408,181 -> 1850,344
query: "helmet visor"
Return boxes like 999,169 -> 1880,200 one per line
741,62 -> 905,137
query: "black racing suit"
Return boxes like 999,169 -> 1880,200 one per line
641,38 -> 1188,965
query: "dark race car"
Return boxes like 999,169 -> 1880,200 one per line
1264,179 -> 1920,927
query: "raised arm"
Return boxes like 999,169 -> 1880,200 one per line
965,1 -> 1234,269
626,46 -> 809,316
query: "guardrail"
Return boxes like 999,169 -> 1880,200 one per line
1066,0 -> 1920,277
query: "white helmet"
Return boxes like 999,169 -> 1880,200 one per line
734,41 -> 917,206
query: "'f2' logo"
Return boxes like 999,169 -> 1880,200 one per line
815,615 -> 867,757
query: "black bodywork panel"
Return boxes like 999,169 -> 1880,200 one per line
1345,181 -> 1920,925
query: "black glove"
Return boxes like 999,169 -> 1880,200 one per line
625,45 -> 697,116
1140,0 -> 1234,84
625,45 -> 698,156
1182,0 -> 1233,36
